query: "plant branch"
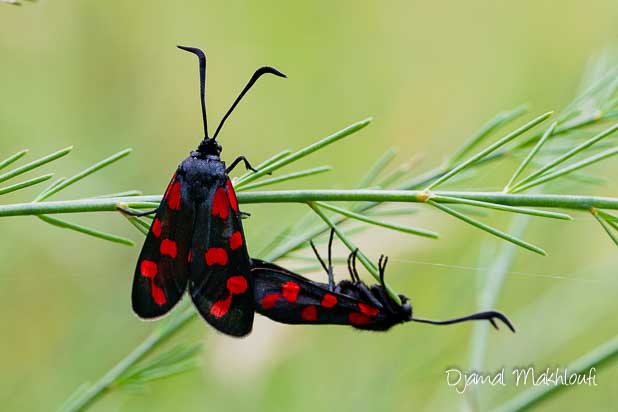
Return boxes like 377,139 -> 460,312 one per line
492,335 -> 618,412
58,305 -> 196,412
1,190 -> 617,218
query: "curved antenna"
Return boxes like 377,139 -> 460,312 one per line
213,66 -> 286,139
177,45 -> 209,137
412,310 -> 516,332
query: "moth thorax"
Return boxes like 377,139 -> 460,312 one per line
399,295 -> 413,320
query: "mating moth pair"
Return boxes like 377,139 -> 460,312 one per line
122,46 -> 514,338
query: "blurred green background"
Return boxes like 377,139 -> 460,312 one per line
1,1 -> 618,411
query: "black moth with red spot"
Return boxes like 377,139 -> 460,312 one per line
124,46 -> 285,337
252,232 -> 515,332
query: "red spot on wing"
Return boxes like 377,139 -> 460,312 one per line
226,180 -> 238,212
282,281 -> 300,302
210,295 -> 232,318
211,187 -> 229,219
349,312 -> 373,325
168,181 -> 181,210
187,249 -> 192,262
229,231 -> 243,250
205,248 -> 228,266
140,260 -> 158,278
152,218 -> 161,238
301,305 -> 318,321
321,293 -> 338,308
358,303 -> 380,317
227,275 -> 248,294
261,293 -> 281,309
160,239 -> 177,258
163,173 -> 176,199
151,281 -> 167,305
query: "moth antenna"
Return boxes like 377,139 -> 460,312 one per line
213,66 -> 286,139
378,255 -> 388,287
310,240 -> 329,275
177,45 -> 209,138
412,311 -> 516,333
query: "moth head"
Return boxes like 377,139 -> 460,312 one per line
197,137 -> 222,156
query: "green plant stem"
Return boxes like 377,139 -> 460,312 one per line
1,190 -> 618,218
59,305 -> 196,412
467,215 -> 530,411
492,335 -> 618,412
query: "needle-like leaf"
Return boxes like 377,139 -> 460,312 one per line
0,146 -> 72,185
505,122 -> 557,192
430,195 -> 572,220
37,148 -> 132,201
0,149 -> 28,171
316,201 -> 439,238
446,105 -> 528,167
233,149 -> 292,183
427,112 -> 553,190
238,166 -> 332,190
591,209 -> 618,246
237,118 -> 371,186
356,147 -> 397,188
427,200 -> 546,255
37,215 -> 134,246
0,173 -> 53,196
511,123 -> 618,191
513,146 -> 618,193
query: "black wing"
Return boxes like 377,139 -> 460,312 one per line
132,172 -> 194,318
189,178 -> 254,337
251,259 -> 390,327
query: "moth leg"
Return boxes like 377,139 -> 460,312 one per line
373,284 -> 399,314
348,249 -> 361,283
310,239 -> 333,290
374,255 -> 400,312
357,282 -> 384,308
377,255 -> 389,288
326,229 -> 335,291
226,155 -> 259,174
116,205 -> 158,217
